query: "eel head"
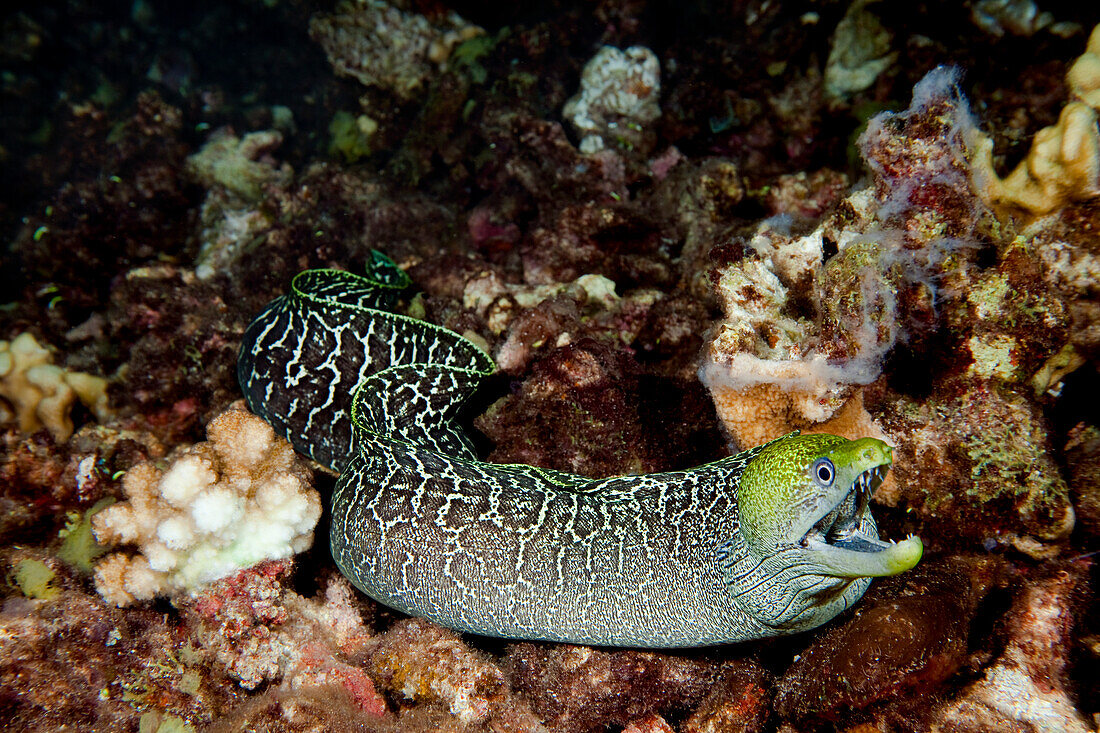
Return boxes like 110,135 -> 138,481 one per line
722,433 -> 922,632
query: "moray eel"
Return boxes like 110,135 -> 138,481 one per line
238,253 -> 922,648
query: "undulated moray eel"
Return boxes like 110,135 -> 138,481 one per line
238,252 -> 922,648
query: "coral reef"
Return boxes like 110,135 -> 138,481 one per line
0,421 -> 161,546
680,662 -> 770,733
872,382 -> 1075,555
1066,424 -> 1100,536
3,0 -> 1099,729
0,332 -> 110,442
92,404 -> 320,606
0,553 -> 229,730
366,618 -> 515,725
105,265 -> 245,444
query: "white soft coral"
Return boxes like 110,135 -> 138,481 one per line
93,402 -> 321,606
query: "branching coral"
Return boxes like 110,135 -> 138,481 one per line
971,25 -> 1100,218
971,101 -> 1099,217
0,332 -> 110,442
92,403 -> 320,606
1067,24 -> 1100,108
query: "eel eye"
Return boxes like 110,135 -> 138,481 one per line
812,457 -> 835,487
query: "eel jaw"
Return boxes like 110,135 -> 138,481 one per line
800,463 -> 923,578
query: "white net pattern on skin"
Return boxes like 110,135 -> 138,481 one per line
238,253 -> 893,647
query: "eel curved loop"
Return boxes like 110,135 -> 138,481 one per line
238,252 -> 922,647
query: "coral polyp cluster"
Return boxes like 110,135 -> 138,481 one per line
92,404 -> 320,606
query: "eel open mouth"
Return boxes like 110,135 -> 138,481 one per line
801,463 -> 923,578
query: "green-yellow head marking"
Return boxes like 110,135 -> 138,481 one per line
720,433 -> 922,634
739,433 -> 922,578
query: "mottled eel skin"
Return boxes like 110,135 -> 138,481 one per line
238,253 -> 922,648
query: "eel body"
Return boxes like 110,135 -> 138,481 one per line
238,254 -> 922,647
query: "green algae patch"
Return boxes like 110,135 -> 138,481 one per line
329,110 -> 377,163
14,559 -> 60,600
139,711 -> 195,733
58,496 -> 115,573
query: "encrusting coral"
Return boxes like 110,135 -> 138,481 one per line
180,561 -> 378,696
92,403 -> 320,606
0,332 -> 110,442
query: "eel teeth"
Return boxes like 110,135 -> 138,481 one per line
854,464 -> 888,516
820,464 -> 889,544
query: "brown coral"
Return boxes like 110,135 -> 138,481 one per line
775,556 -> 1009,725
505,642 -> 721,732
